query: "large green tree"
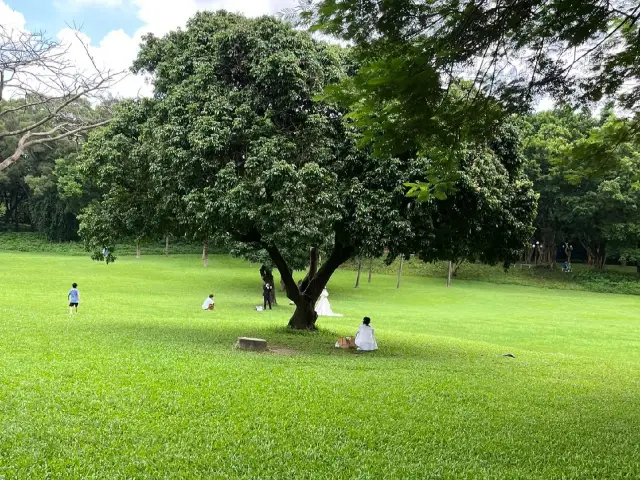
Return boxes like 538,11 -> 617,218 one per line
79,12 -> 536,329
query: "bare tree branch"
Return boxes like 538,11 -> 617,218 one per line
0,119 -> 111,171
0,76 -> 110,139
0,24 -> 127,171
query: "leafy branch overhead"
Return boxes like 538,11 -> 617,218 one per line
285,0 -> 640,174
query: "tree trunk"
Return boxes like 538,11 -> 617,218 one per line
447,261 -> 452,288
453,259 -> 463,277
288,295 -> 318,330
202,239 -> 209,268
355,257 -> 362,288
164,235 -> 169,256
397,255 -> 404,289
581,241 -> 593,266
265,241 -> 353,331
136,242 -> 141,259
368,257 -> 373,283
598,244 -> 607,270
593,243 -> 606,270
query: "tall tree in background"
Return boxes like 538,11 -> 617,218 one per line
79,12 -> 536,329
522,108 -> 598,264
404,122 -> 537,268
78,99 -> 163,260
522,108 -> 640,270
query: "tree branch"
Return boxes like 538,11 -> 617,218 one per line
0,78 -> 111,140
307,236 -> 354,300
0,96 -> 54,117
263,244 -> 300,302
0,119 -> 110,171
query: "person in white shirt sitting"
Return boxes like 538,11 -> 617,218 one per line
202,294 -> 215,310
355,317 -> 378,351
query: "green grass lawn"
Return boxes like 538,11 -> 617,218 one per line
1,252 -> 639,479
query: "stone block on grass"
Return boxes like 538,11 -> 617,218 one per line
236,337 -> 268,351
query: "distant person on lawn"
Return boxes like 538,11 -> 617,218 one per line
68,283 -> 80,314
355,317 -> 378,351
202,294 -> 215,310
263,283 -> 273,310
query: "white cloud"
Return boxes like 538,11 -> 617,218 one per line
0,0 -> 27,30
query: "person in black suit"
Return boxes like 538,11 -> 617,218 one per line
262,283 -> 273,310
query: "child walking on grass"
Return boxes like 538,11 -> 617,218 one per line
68,283 -> 80,314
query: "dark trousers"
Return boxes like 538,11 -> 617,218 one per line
263,297 -> 272,310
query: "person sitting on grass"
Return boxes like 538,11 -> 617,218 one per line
202,294 -> 215,310
68,283 -> 80,315
355,317 -> 378,351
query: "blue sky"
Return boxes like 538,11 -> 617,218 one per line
7,0 -> 143,40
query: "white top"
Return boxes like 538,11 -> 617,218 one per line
202,297 -> 214,310
355,324 -> 378,351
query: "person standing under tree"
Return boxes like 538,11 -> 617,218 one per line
263,282 -> 273,311
68,283 -> 80,314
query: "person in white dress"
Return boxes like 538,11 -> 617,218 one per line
315,288 -> 342,317
355,317 -> 378,351
202,294 -> 215,310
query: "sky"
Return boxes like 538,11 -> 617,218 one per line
2,0 -> 296,97
2,0 -> 555,109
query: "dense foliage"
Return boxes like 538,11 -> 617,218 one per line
0,99 -> 109,240
523,108 -> 640,270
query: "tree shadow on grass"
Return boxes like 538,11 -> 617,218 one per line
71,320 -> 502,364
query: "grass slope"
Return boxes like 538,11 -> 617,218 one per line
1,253 -> 639,479
4,232 -> 640,296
